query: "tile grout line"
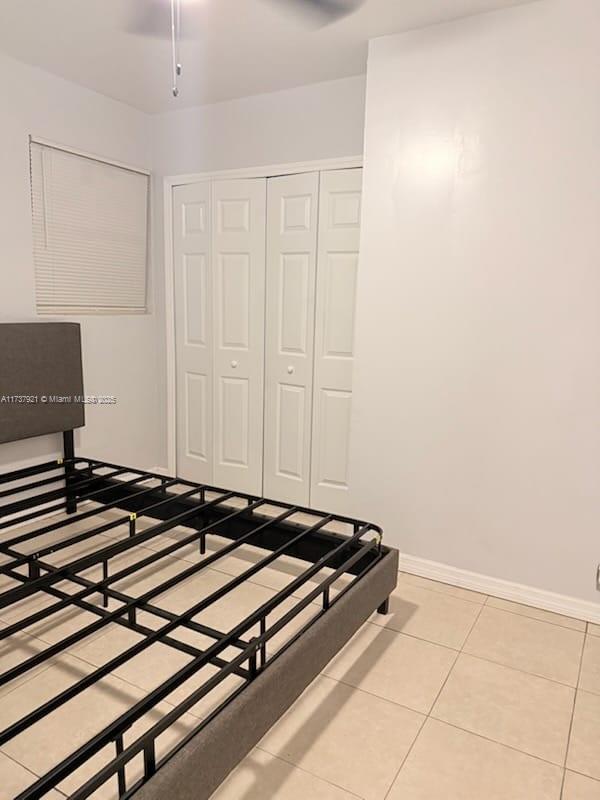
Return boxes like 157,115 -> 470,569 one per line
401,572 -> 592,630
381,588 -> 487,798
321,639 -> 579,719
424,596 -> 486,713
461,598 -> 487,652
425,717 -> 569,772
565,767 -> 600,786
319,673 -> 440,718
381,712 -> 427,800
255,670 -> 429,800
482,599 -> 586,633
433,595 -> 488,708
355,617 -> 463,651
398,573 -> 487,605
0,656 -> 59,704
377,586 -> 585,670
342,618 -> 463,653
443,597 -> 575,789
0,747 -> 68,798
254,745 -> 365,799
559,626 -> 587,799
483,592 -> 587,630
456,649 -> 581,690
363,615 -> 585,690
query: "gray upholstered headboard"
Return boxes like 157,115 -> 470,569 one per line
0,323 -> 85,445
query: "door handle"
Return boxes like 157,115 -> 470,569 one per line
231,360 -> 238,369
287,365 -> 294,375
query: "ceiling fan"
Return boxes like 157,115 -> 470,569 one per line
127,0 -> 364,98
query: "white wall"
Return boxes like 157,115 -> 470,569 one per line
0,51 -> 161,472
151,75 -> 366,176
150,75 -> 367,467
350,0 -> 600,603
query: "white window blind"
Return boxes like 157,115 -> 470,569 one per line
30,140 -> 149,314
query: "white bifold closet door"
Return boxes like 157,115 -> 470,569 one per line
263,172 -> 319,505
310,168 -> 362,513
212,178 -> 266,493
174,178 -> 266,494
174,168 -> 361,509
173,182 -> 213,484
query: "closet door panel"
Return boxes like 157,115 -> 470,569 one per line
264,172 -> 319,504
174,182 -> 213,483
311,168 -> 362,513
212,178 -> 266,494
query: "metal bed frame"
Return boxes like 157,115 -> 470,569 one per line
0,323 -> 397,799
0,430 -> 397,800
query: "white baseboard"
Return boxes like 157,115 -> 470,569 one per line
399,553 -> 600,625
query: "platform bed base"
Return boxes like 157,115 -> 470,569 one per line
0,444 -> 397,800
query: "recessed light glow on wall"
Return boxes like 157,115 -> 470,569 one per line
397,131 -> 483,188
402,134 -> 459,184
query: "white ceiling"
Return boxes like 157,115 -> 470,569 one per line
0,0 -> 531,113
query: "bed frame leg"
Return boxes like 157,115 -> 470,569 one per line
63,430 -> 77,515
377,597 -> 390,615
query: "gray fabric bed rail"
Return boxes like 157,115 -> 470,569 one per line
0,322 -> 85,444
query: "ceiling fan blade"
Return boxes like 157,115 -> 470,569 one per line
126,0 -> 183,39
265,0 -> 364,25
125,0 -> 364,40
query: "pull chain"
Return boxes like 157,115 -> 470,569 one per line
171,0 -> 182,97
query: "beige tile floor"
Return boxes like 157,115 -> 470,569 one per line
215,575 -> 600,800
1,507 -> 599,799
